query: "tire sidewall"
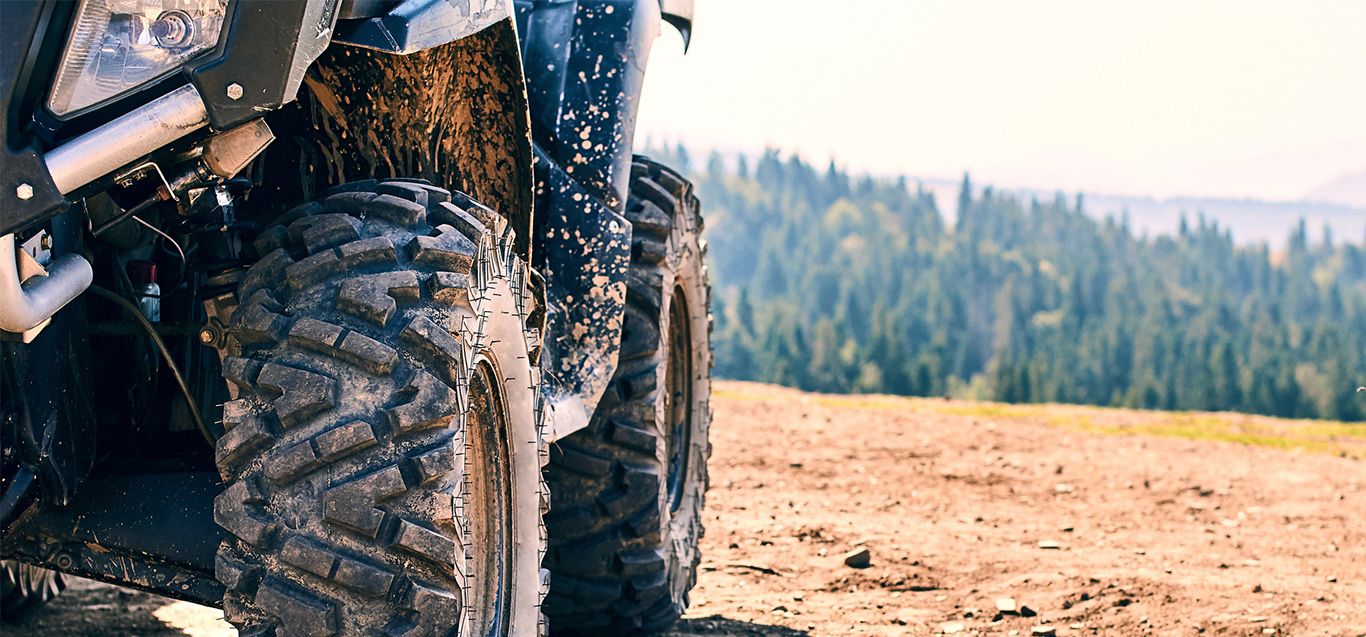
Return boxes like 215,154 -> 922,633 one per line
471,250 -> 545,636
654,194 -> 711,611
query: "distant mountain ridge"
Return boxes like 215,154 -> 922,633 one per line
642,144 -> 1364,245
1305,170 -> 1366,208
918,179 -> 1365,246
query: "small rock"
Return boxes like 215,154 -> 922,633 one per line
1038,540 -> 1062,550
1019,605 -> 1038,618
1262,629 -> 1276,635
771,605 -> 787,614
1248,616 -> 1267,623
793,592 -> 804,601
1055,483 -> 1075,494
1253,584 -> 1263,593
996,597 -> 1018,614
843,548 -> 872,569
941,622 -> 965,634
1326,575 -> 1337,583
1070,623 -> 1085,630
1032,626 -> 1057,636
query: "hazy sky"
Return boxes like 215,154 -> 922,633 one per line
635,1 -> 1366,202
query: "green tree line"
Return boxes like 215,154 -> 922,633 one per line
656,146 -> 1366,421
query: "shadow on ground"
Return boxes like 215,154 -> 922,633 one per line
664,615 -> 810,636
7,579 -> 811,637
3,578 -> 230,636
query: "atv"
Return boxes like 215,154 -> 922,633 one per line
0,1 -> 711,635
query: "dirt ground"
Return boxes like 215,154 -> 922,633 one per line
7,380 -> 1365,636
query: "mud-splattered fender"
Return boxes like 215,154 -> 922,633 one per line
534,145 -> 631,441
515,0 -> 666,439
255,16 -> 536,259
516,0 -> 660,213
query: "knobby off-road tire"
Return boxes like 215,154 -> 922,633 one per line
213,180 -> 548,637
544,157 -> 712,635
0,560 -> 64,620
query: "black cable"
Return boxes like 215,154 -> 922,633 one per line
111,257 -> 162,432
86,285 -> 214,446
90,196 -> 158,237
155,231 -> 190,292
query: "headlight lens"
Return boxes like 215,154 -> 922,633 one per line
48,0 -> 227,118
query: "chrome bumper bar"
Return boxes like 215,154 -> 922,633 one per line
2,84 -> 209,334
0,233 -> 93,333
45,84 -> 210,195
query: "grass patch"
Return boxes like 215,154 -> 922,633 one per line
713,381 -> 1366,460
925,401 -> 1366,459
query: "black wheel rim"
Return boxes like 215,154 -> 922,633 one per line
663,285 -> 693,514
465,362 -> 514,637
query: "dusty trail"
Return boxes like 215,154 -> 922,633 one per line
7,381 -> 1365,636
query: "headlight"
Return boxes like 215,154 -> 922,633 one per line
48,0 -> 227,118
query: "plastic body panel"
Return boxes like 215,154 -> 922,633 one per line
333,0 -> 511,54
514,0 -> 662,438
0,1 -> 68,236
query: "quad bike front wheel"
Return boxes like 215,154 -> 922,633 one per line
544,157 -> 712,635
0,560 -> 64,621
212,181 -> 547,637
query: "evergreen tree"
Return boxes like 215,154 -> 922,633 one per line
669,146 -> 1366,422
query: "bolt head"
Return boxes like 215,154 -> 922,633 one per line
16,183 -> 33,200
199,328 -> 216,344
226,83 -> 243,100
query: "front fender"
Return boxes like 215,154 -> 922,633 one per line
661,0 -> 694,49
333,0 -> 512,54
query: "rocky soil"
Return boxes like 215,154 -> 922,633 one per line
7,380 -> 1365,636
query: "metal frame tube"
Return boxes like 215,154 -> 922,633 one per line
3,84 -> 206,334
44,84 -> 210,195
0,233 -> 93,333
